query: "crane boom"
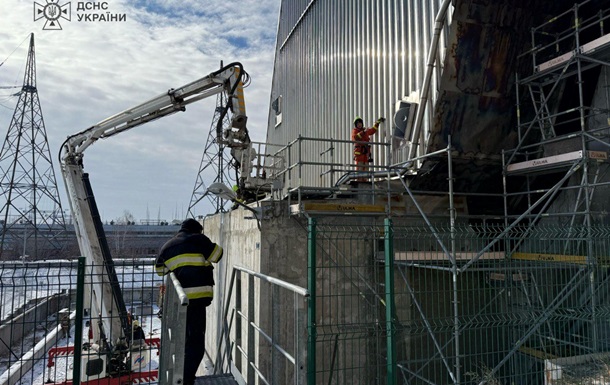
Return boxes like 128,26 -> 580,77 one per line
60,62 -> 249,379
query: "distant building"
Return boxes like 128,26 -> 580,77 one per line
0,223 -> 178,260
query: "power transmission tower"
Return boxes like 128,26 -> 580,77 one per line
187,91 -> 237,216
0,33 -> 66,259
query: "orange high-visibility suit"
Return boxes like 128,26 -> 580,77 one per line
352,119 -> 380,171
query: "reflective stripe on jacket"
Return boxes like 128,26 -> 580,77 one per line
156,231 -> 224,301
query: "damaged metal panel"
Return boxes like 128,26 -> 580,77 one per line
266,0 -> 580,193
427,0 -> 540,159
408,0 -> 573,194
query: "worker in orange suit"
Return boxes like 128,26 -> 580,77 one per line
352,116 -> 385,179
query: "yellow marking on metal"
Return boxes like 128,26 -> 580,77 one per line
300,202 -> 386,213
512,252 -> 587,264
488,273 -> 528,281
518,346 -> 557,360
588,151 -> 608,160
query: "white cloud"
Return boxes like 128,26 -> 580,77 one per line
0,0 -> 278,222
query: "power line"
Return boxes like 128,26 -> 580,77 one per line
0,34 -> 31,69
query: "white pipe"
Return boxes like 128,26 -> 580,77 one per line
408,0 -> 452,160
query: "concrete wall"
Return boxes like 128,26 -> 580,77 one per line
203,205 -> 264,379
203,202 -> 316,382
203,201 -> 405,382
0,293 -> 70,356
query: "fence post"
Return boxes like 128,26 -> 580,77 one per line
235,271 -> 242,374
271,285 -> 283,384
307,218 -> 317,385
247,274 -> 255,385
72,256 -> 85,385
295,294 -> 308,385
384,218 -> 396,385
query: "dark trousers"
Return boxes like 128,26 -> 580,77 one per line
184,300 -> 207,385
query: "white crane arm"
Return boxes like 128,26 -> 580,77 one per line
59,63 -> 248,372
63,67 -> 244,159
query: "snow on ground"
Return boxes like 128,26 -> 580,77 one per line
11,306 -> 162,385
0,262 -> 162,321
0,265 -> 76,321
0,261 -> 164,385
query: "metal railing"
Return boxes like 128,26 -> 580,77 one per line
1,226 -> 609,385
158,273 -> 189,385
215,265 -> 309,385
268,135 -> 399,196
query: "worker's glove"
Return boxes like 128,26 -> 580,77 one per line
376,117 -> 386,124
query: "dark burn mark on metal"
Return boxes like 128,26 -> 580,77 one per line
412,0 -> 557,192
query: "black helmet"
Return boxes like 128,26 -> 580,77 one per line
353,116 -> 363,126
180,218 -> 203,233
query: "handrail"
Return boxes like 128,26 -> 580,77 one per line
169,272 -> 189,306
159,272 -> 189,385
232,265 -> 309,297
215,265 -> 309,385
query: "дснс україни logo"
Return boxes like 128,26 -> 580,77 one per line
34,0 -> 71,30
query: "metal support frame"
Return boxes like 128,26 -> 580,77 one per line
306,218 -> 316,385
501,2 -> 610,370
188,91 -> 235,215
255,5 -> 610,385
384,218 -> 396,385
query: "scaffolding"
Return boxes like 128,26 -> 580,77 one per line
505,0 -> 610,227
4,3 -> 609,384
256,3 -> 610,384
499,2 -> 610,382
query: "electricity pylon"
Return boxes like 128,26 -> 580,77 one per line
0,33 -> 66,259
187,90 -> 237,217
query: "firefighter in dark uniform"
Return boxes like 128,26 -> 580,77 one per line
155,218 -> 223,385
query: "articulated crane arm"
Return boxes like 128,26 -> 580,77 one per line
59,63 -> 248,378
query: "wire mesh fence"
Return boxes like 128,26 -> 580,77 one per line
2,222 -> 610,385
309,220 -> 610,385
0,258 -> 162,385
310,221 -> 389,385
0,260 -> 75,385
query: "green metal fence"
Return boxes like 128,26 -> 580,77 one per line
307,219 -> 610,385
0,258 -> 162,385
308,218 -> 392,385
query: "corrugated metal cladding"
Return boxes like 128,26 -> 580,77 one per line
266,0 -> 451,189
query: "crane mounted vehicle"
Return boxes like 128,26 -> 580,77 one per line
57,62 -> 251,384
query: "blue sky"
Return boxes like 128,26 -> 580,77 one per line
0,0 -> 279,222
